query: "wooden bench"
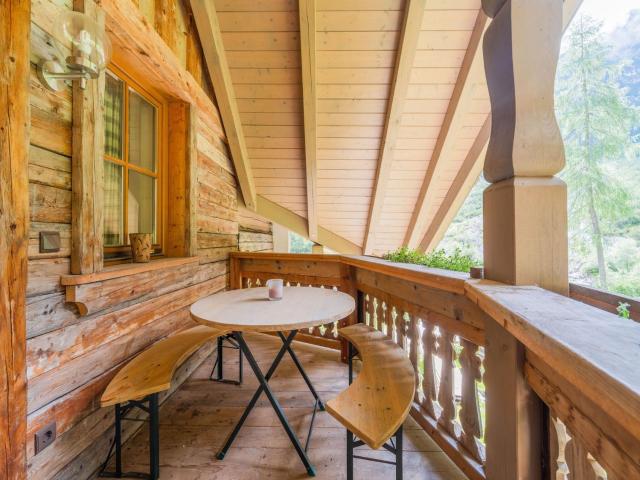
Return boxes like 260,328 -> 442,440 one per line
326,324 -> 416,480
99,324 -> 228,480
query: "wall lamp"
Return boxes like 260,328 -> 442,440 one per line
38,11 -> 111,92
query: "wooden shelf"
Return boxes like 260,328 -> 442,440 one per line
61,256 -> 199,286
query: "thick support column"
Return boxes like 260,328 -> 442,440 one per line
0,1 -> 30,478
481,1 -> 568,479
482,0 -> 568,295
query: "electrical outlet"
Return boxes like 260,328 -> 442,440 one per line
35,422 -> 56,454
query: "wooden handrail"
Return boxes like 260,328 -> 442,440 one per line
569,282 -> 640,322
228,252 -> 640,479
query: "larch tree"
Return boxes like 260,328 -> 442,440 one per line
556,15 -> 637,289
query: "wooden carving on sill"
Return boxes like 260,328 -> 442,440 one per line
129,233 -> 152,263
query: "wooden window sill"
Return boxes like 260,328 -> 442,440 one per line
61,256 -> 199,286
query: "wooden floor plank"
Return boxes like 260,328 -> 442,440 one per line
117,333 -> 468,479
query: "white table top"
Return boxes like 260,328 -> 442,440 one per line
190,286 -> 356,332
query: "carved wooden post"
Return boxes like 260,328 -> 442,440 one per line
481,1 -> 568,479
482,0 -> 568,295
0,1 -> 30,477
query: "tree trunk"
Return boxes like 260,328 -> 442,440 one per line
588,187 -> 607,288
579,17 -> 607,290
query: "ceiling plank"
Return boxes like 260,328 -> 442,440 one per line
414,0 -> 583,252
256,196 -> 362,255
189,0 -> 257,210
403,10 -> 488,249
362,0 -> 427,255
418,118 -> 490,252
298,0 -> 318,241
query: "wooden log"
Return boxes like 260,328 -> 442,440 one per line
29,183 -> 71,224
0,1 -> 30,477
63,260 -> 219,317
28,275 -> 226,378
27,339 -> 214,478
70,0 -> 104,274
27,308 -> 193,414
166,101 -> 198,257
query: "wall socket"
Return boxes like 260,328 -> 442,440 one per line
35,422 -> 56,454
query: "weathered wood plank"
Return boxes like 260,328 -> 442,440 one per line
29,183 -> 71,223
0,1 -> 30,477
27,308 -> 193,414
166,101 -> 198,257
63,261 -> 221,316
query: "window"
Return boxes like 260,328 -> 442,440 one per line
103,65 -> 166,259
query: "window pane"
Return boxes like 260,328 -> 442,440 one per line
104,73 -> 124,159
128,89 -> 157,172
128,170 -> 156,243
103,161 -> 124,246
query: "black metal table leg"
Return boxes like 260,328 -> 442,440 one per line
218,331 -> 317,476
217,330 -> 297,460
210,334 -> 243,385
276,332 -> 325,410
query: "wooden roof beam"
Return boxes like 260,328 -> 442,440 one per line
189,0 -> 257,210
418,118 -> 490,252
403,10 -> 488,250
362,0 -> 427,255
298,0 -> 318,242
255,196 -> 362,255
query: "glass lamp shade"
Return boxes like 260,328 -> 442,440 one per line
53,10 -> 112,77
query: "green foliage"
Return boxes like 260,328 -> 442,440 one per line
556,15 -> 639,290
288,232 -> 313,253
383,247 -> 477,273
617,301 -> 631,319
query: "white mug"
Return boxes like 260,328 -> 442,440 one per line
266,278 -> 284,301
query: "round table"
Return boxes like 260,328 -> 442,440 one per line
190,286 -> 355,476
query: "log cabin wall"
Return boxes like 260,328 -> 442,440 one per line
26,0 -> 273,478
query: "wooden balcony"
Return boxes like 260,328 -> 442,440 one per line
111,252 -> 640,479
3,0 -> 639,479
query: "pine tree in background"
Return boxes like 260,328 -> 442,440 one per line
556,15 -> 638,289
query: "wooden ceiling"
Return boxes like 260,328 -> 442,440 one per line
190,0 -> 578,255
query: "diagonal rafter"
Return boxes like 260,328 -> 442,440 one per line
403,10 -> 488,249
418,118 -> 490,252
413,0 -> 583,252
298,0 -> 318,242
189,0 -> 257,210
362,0 -> 427,255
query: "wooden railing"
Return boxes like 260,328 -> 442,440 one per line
570,282 -> 640,322
229,252 -> 640,480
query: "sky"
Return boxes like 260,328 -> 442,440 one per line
578,0 -> 639,32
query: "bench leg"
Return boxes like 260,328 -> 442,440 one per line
149,393 -> 160,480
210,334 -> 243,385
347,429 -> 354,480
98,395 -> 160,479
395,425 -> 403,480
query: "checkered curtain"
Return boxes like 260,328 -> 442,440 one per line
103,74 -> 124,246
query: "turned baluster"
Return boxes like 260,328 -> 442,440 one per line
437,331 -> 457,437
459,338 -> 484,462
409,314 -> 419,402
421,321 -> 438,418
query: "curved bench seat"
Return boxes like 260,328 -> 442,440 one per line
101,325 -> 227,407
326,323 -> 416,450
